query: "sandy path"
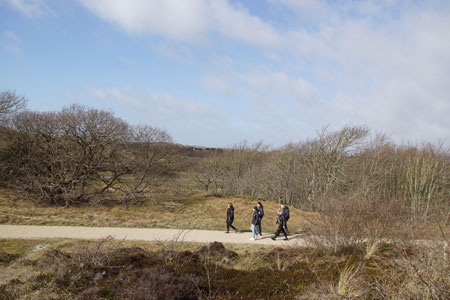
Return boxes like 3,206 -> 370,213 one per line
0,225 -> 307,246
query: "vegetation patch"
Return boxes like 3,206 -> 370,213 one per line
0,251 -> 18,265
0,238 -> 448,299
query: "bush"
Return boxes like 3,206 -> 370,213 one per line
114,266 -> 200,300
303,196 -> 410,252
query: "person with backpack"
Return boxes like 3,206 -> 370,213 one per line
281,204 -> 290,235
271,209 -> 288,240
256,201 -> 264,236
250,206 -> 259,241
226,203 -> 238,233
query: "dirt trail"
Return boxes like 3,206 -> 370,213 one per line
0,225 -> 307,246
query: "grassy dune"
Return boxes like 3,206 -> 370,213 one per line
0,188 -> 314,233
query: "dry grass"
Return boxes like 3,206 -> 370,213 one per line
363,239 -> 382,260
1,237 -> 449,300
333,263 -> 361,297
0,187 -> 312,233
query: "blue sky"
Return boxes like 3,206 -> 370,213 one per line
1,0 -> 450,147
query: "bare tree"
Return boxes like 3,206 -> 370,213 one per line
0,104 -> 175,206
0,90 -> 27,122
117,124 -> 174,205
194,154 -> 224,192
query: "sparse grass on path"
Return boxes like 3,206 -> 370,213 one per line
0,188 -> 314,233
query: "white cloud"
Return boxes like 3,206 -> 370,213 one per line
198,69 -> 323,145
239,70 -> 317,104
2,30 -> 22,54
78,0 -> 207,41
209,0 -> 284,47
4,31 -> 20,43
199,69 -> 318,124
78,0 -> 284,48
1,0 -> 49,17
201,76 -> 232,96
87,88 -> 107,100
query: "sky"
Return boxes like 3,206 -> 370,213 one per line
1,0 -> 450,147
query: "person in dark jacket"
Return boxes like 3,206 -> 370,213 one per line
226,203 -> 238,233
256,201 -> 264,236
250,206 -> 259,240
271,209 -> 288,240
281,204 -> 290,235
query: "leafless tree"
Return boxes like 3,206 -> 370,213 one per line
0,104 -> 174,206
194,154 -> 225,192
117,124 -> 174,205
0,90 -> 27,122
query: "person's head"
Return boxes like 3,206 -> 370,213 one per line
253,206 -> 257,211
278,209 -> 282,215
228,203 -> 233,208
257,201 -> 262,208
281,204 -> 285,209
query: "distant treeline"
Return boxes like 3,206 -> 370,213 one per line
195,127 -> 449,223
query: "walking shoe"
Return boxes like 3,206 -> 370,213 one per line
235,229 -> 239,233
249,238 -> 255,241
225,232 -> 229,234
283,237 -> 289,241
271,236 -> 276,241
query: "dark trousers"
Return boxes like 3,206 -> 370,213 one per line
256,218 -> 262,235
284,222 -> 289,234
227,219 -> 236,232
274,223 -> 287,238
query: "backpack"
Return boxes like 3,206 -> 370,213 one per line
259,206 -> 264,218
284,206 -> 290,220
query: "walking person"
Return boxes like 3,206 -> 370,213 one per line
271,209 -> 288,241
281,204 -> 290,235
256,201 -> 264,236
250,206 -> 259,240
226,203 -> 238,233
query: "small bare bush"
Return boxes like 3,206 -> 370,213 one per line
368,242 -> 450,299
304,196 -> 408,252
156,230 -> 189,266
113,266 -> 200,300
